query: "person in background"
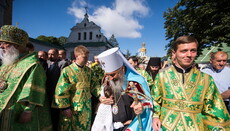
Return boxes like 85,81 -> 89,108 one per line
58,49 -> 71,65
201,51 -> 230,113
146,57 -> 161,81
128,56 -> 154,89
47,48 -> 69,131
152,36 -> 230,131
26,42 -> 34,53
0,25 -> 52,131
52,45 -> 101,131
86,60 -> 92,67
138,63 -> 146,70
38,50 -> 48,72
38,50 -> 48,61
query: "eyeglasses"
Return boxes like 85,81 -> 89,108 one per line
105,67 -> 123,78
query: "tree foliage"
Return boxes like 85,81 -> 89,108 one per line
36,35 -> 67,46
164,0 -> 230,56
124,49 -> 131,59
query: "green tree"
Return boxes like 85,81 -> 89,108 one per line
124,49 -> 131,59
58,36 -> 68,45
164,0 -> 230,56
36,35 -> 67,46
36,35 -> 49,42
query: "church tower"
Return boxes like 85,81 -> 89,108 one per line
138,42 -> 147,57
64,8 -> 116,60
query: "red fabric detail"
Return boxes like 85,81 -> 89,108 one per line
127,81 -> 145,94
142,102 -> 151,106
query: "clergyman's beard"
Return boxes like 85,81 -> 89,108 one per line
0,46 -> 19,65
110,75 -> 125,95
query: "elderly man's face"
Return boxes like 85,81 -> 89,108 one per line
0,42 -> 12,53
210,53 -> 228,70
105,67 -> 124,81
0,42 -> 19,65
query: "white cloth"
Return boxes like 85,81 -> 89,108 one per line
91,104 -> 113,131
91,86 -> 113,131
113,122 -> 124,129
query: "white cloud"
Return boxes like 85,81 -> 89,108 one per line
68,0 -> 149,38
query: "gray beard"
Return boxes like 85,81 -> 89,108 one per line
0,46 -> 19,65
109,75 -> 125,95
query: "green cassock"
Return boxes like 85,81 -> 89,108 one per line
137,68 -> 154,89
52,63 -> 101,131
152,65 -> 230,131
0,52 -> 52,131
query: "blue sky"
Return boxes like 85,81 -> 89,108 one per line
13,0 -> 178,57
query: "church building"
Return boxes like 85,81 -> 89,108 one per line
64,12 -> 118,61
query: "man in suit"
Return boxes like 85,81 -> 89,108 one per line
47,48 -> 69,130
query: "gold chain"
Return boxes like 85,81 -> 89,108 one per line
114,88 -> 122,105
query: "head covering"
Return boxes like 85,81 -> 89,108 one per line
0,25 -> 28,47
145,57 -> 161,80
147,57 -> 161,67
97,47 -> 137,73
94,47 -> 153,131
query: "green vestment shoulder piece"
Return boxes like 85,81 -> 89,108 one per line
152,65 -> 230,131
52,63 -> 101,111
0,52 -> 52,131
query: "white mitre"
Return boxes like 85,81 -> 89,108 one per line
97,47 -> 138,74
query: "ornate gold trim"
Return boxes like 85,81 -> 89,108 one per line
54,95 -> 70,99
203,119 -> 230,127
162,110 -> 181,130
180,112 -> 189,131
1,62 -> 37,111
191,113 -> 200,130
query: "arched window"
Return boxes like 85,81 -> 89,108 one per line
89,32 -> 93,40
78,33 -> 81,40
84,32 -> 87,40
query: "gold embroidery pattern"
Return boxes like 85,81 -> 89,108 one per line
162,97 -> 203,113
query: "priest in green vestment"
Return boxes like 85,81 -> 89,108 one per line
152,36 -> 230,131
52,45 -> 101,131
0,25 -> 52,131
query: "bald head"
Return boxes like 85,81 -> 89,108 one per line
58,49 -> 66,60
210,51 -> 228,70
38,51 -> 48,61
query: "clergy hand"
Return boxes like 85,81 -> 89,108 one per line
62,108 -> 72,118
19,111 -> 32,123
130,101 -> 143,115
99,96 -> 114,105
152,118 -> 161,131
123,120 -> 132,125
221,89 -> 230,99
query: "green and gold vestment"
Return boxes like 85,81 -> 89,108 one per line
52,63 -> 101,131
137,68 -> 154,89
0,53 -> 52,131
152,65 -> 230,131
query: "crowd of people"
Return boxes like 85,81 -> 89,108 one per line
0,25 -> 230,131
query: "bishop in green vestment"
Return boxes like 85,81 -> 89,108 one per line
52,45 -> 101,131
152,36 -> 230,131
0,25 -> 52,131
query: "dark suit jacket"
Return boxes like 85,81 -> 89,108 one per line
46,60 -> 69,104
